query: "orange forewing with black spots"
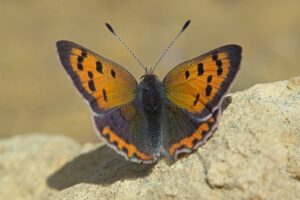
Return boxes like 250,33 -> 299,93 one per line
163,45 -> 241,119
56,40 -> 137,113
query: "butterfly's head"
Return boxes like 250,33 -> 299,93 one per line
143,67 -> 155,75
140,72 -> 159,81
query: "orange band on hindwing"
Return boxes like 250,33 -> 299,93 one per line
169,117 -> 216,157
102,126 -> 153,161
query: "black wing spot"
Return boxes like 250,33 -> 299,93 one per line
77,63 -> 83,71
217,66 -> 223,76
88,71 -> 93,79
202,130 -> 208,137
206,85 -> 212,96
193,94 -> 200,106
185,70 -> 190,79
192,138 -> 201,146
111,69 -> 116,78
207,119 -> 215,127
77,56 -> 84,63
207,75 -> 213,83
81,50 -> 87,58
102,132 -> 110,140
212,52 -> 218,61
96,61 -> 103,74
131,153 -> 138,159
88,80 -> 96,92
216,58 -> 223,76
122,146 -> 128,154
111,141 -> 118,147
102,89 -> 108,102
197,63 -> 204,76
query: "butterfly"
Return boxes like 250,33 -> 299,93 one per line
56,20 -> 242,164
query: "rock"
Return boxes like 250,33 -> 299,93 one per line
0,134 -> 81,200
0,78 -> 299,200
287,77 -> 300,90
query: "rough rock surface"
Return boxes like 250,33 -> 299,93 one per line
0,77 -> 299,200
0,134 -> 81,200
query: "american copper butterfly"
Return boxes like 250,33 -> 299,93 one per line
56,20 -> 242,164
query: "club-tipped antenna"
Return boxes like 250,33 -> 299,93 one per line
151,19 -> 191,73
105,23 -> 147,72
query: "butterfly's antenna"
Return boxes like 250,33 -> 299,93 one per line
151,19 -> 191,73
105,23 -> 147,73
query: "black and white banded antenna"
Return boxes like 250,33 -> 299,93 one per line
151,19 -> 191,73
105,23 -> 148,73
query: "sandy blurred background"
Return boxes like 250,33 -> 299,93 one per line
0,0 -> 299,143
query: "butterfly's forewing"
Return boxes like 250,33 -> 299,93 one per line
162,45 -> 242,160
163,45 -> 242,120
57,41 -> 158,163
56,41 -> 137,113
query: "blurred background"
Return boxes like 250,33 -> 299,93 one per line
0,0 -> 299,143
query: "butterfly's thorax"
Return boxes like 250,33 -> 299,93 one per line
139,74 -> 163,115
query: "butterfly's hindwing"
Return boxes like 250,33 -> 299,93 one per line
56,40 -> 137,113
163,45 -> 242,120
93,103 -> 161,163
162,101 -> 219,161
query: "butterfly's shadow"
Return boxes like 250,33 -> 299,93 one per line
47,145 -> 155,190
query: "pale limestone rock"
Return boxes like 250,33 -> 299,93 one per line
0,134 -> 81,200
0,78 -> 299,200
287,76 -> 300,90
